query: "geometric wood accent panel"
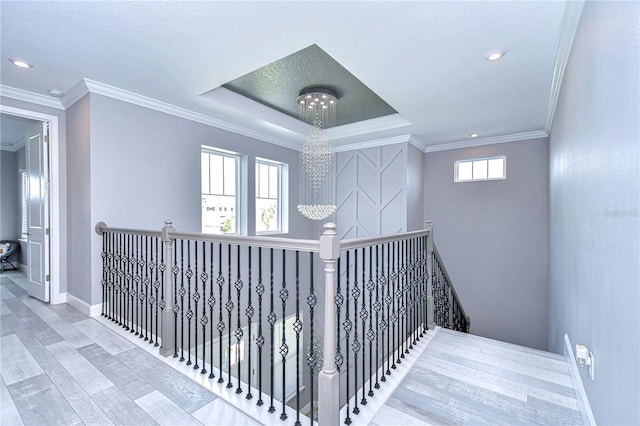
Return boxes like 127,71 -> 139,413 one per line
335,143 -> 408,238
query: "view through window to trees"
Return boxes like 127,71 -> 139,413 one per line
201,148 -> 239,234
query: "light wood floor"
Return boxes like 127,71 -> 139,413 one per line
2,271 -> 587,425
371,327 -> 586,425
0,272 -> 257,426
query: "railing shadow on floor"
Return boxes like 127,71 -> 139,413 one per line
95,220 -> 468,425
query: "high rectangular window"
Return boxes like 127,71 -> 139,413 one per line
255,158 -> 283,233
202,147 -> 240,234
455,156 -> 506,182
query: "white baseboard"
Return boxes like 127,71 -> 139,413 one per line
66,293 -> 102,317
51,291 -> 67,305
564,334 -> 596,425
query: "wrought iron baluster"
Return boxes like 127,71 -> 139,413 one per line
400,239 -> 407,358
150,238 -> 158,345
199,241 -> 207,374
374,245 -> 381,389
186,241 -> 194,366
144,236 -> 150,341
226,244 -> 233,388
158,239 -> 165,348
409,238 -> 415,348
294,251 -> 301,426
179,240 -> 186,359
246,246 -> 253,399
127,234 -> 134,332
217,243 -> 225,383
307,252 -> 316,426
366,246 -> 374,398
133,235 -> 139,335
394,240 -> 401,366
191,242 -> 199,369
335,255 -> 344,383
360,248 -> 367,406
279,249 -> 289,421
343,251 -> 352,425
352,248 -> 360,415
268,248 -> 276,414
384,242 -> 391,376
208,242 -> 216,378
256,247 -> 265,406
235,245 -> 244,394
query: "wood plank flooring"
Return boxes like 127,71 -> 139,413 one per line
371,328 -> 586,426
0,272 -> 256,426
2,271 -> 587,425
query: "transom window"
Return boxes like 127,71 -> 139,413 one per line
201,147 -> 240,234
255,158 -> 283,233
455,156 -> 506,182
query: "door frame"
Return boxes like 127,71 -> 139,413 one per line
0,105 -> 62,304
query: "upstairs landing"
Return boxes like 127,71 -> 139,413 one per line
371,328 -> 587,425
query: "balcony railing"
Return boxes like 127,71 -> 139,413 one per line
95,220 -> 468,425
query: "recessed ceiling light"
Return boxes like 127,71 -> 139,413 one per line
48,89 -> 65,98
485,50 -> 505,61
9,58 -> 33,68
469,133 -> 479,138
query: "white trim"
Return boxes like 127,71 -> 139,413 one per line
82,79 -> 303,151
564,334 -> 596,426
66,293 -> 102,317
0,104 -> 62,306
424,130 -> 548,153
331,134 -> 411,153
408,135 -> 429,152
544,1 -> 585,132
326,114 -> 411,140
0,85 -> 64,110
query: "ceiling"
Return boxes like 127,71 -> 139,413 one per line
0,1 -> 578,152
0,113 -> 39,151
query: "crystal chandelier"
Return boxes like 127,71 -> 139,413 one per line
297,88 -> 337,220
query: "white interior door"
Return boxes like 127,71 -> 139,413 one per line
25,122 -> 50,302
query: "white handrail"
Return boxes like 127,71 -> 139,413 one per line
341,229 -> 430,250
95,221 -> 320,252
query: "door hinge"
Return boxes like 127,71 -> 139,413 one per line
45,228 -> 50,235
44,134 -> 49,143
46,274 -> 51,282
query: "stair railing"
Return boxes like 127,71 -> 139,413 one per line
431,242 -> 470,333
95,219 -> 465,425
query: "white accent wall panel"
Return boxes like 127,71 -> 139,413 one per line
335,144 -> 409,238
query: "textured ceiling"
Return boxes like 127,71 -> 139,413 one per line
222,44 -> 397,126
0,1 -> 571,150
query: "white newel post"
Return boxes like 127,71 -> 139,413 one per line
425,220 -> 435,329
159,220 -> 176,357
318,223 -> 341,426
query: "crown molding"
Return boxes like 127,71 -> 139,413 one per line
326,114 -> 411,140
424,130 -> 548,153
0,85 -> 64,110
332,134 -> 411,153
408,135 -> 429,152
544,0 -> 585,132
81,79 -> 303,151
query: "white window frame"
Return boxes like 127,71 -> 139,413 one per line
201,146 -> 241,234
454,155 -> 506,182
255,157 -> 287,234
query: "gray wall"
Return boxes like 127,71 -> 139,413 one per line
424,138 -> 549,350
66,95 -> 92,303
0,150 -> 19,241
548,2 -> 639,424
64,93 -> 315,305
